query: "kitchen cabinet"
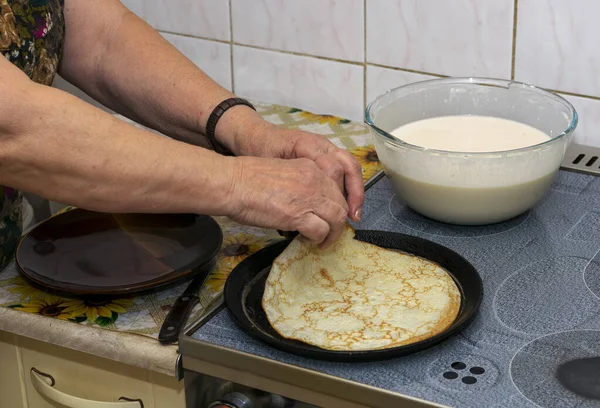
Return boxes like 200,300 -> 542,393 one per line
0,330 -> 184,408
0,331 -> 27,407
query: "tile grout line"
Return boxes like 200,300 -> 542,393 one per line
158,28 -> 444,78
159,27 -> 600,104
552,89 -> 600,101
368,62 -> 447,78
228,0 -> 235,93
230,42 -> 366,66
158,29 -> 364,66
511,0 -> 519,80
157,30 -> 483,79
363,0 -> 367,111
158,30 -> 230,45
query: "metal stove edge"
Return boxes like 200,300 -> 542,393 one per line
179,334 -> 446,408
559,143 -> 600,175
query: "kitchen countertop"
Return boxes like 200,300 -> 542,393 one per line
0,102 -> 380,378
0,193 -> 182,377
0,304 -> 180,376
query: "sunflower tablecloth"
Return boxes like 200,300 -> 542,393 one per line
0,102 -> 383,340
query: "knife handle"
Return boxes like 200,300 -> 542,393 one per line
158,294 -> 200,344
277,230 -> 298,240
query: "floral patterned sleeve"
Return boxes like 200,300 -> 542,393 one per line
0,0 -> 65,272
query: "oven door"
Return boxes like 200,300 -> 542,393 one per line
184,370 -> 317,408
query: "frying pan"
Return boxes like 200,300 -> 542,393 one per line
224,229 -> 483,362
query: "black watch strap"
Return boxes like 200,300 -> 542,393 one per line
206,97 -> 256,156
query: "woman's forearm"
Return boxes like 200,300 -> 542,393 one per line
0,72 -> 235,215
58,0 -> 264,153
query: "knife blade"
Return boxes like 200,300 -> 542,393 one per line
158,258 -> 216,344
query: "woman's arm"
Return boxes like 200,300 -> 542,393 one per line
58,0 -> 257,152
0,58 -> 232,214
58,0 -> 364,225
0,58 -> 348,247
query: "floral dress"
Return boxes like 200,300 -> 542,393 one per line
0,0 -> 64,272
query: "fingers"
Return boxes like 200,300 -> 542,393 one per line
323,151 -> 364,221
314,155 -> 345,193
292,168 -> 348,248
316,200 -> 348,249
230,156 -> 352,250
302,189 -> 348,249
318,227 -> 343,250
290,133 -> 364,222
338,152 -> 365,221
296,209 -> 345,250
296,213 -> 330,244
314,151 -> 365,222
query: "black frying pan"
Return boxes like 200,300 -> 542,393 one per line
224,229 -> 483,362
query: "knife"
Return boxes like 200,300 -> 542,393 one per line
158,258 -> 216,344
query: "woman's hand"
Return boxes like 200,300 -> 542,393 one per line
224,156 -> 349,249
227,117 -> 365,222
281,129 -> 365,222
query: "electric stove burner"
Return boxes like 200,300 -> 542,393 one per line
493,257 -> 600,334
510,330 -> 600,407
584,254 -> 600,301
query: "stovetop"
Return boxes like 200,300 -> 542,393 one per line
190,168 -> 600,408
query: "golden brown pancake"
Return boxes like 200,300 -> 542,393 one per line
262,226 -> 461,351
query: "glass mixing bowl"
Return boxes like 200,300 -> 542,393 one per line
365,77 -> 578,225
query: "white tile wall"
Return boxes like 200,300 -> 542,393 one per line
366,0 -> 514,78
562,94 -> 600,148
231,0 -> 364,62
63,0 -> 600,143
144,0 -> 230,41
515,0 -> 600,98
161,33 -> 232,90
120,0 -> 145,18
233,46 -> 364,120
366,66 -> 439,105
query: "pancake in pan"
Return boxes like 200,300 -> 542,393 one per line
262,226 -> 461,351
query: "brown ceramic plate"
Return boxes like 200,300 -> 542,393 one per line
16,209 -> 223,296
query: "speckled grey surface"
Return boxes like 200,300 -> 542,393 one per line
192,171 -> 600,408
